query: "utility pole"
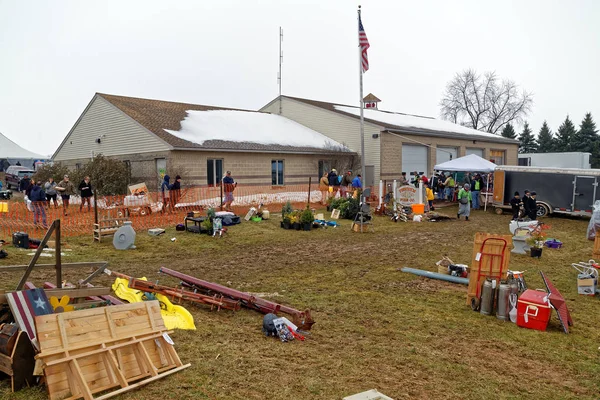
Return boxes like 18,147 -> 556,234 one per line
278,27 -> 283,114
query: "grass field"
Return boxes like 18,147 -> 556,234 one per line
1,205 -> 599,400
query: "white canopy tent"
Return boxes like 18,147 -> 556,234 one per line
434,154 -> 497,210
434,154 -> 497,172
0,132 -> 46,171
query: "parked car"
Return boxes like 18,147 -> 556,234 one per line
4,166 -> 35,190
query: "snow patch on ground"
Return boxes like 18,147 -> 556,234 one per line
166,110 -> 349,149
334,105 -> 505,139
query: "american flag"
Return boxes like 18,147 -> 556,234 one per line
6,288 -> 52,350
359,15 -> 370,72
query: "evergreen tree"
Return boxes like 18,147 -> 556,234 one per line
500,123 -> 517,139
537,121 -> 555,153
518,122 -> 537,153
554,116 -> 577,152
575,113 -> 599,167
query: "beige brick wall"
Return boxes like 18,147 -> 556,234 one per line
170,150 -> 354,186
380,132 -> 518,180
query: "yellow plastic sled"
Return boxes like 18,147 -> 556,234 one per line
112,277 -> 196,330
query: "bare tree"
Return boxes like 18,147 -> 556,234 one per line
440,69 -> 533,134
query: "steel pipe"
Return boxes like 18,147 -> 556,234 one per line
401,267 -> 469,285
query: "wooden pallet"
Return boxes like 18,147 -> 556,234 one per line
35,301 -> 190,400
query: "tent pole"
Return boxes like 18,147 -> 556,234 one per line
484,173 -> 490,211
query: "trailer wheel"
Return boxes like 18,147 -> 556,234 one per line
494,207 -> 503,215
536,203 -> 550,218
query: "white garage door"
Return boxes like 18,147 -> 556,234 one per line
402,144 -> 428,178
436,146 -> 458,165
466,148 -> 484,157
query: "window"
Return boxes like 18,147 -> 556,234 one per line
207,159 -> 223,186
75,163 -> 81,171
271,160 -> 284,186
490,150 -> 505,166
318,160 -> 332,179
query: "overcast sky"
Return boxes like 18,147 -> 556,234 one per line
1,0 -> 599,156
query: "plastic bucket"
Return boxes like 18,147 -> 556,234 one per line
0,202 -> 7,213
411,203 -> 425,214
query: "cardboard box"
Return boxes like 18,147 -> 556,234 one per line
577,276 -> 596,296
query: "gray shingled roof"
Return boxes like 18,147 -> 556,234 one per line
98,93 -> 352,154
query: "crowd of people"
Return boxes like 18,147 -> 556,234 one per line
15,175 -> 95,228
510,190 -> 538,221
319,169 -> 363,205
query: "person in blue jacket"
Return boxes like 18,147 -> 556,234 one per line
161,175 -> 171,212
30,181 -> 47,228
351,174 -> 362,189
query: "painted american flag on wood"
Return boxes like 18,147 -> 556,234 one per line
359,15 -> 370,72
6,288 -> 52,350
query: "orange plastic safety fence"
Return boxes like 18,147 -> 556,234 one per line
0,183 -> 368,239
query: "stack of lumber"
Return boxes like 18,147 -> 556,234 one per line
35,301 -> 190,400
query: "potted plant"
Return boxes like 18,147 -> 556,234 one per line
281,201 -> 293,229
300,208 -> 314,231
201,218 -> 213,235
526,230 -> 546,258
291,210 -> 301,230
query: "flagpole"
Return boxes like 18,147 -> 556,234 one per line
358,5 -> 366,188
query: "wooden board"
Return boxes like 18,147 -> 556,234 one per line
593,235 -> 600,258
0,287 -> 111,305
35,301 -> 189,400
493,170 -> 505,205
466,233 -> 512,305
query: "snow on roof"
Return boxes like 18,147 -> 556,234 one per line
0,131 -> 46,159
166,110 -> 348,150
333,105 -> 504,140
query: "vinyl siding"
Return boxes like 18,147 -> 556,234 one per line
53,95 -> 170,161
261,98 -> 382,182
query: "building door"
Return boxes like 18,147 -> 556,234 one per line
466,148 -> 484,157
402,144 -> 428,179
436,146 -> 457,166
156,158 -> 167,188
574,176 -> 596,212
364,165 -> 375,187
207,159 -> 223,187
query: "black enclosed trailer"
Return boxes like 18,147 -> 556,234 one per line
493,166 -> 600,217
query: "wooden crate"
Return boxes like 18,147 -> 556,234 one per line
35,301 -> 190,400
593,235 -> 600,259
0,328 -> 36,392
466,233 -> 513,306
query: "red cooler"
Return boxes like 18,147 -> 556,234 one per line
517,289 -> 552,331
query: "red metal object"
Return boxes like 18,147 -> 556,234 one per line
473,238 -> 507,302
540,271 -> 573,333
160,267 -> 315,330
127,277 -> 241,311
517,289 -> 552,331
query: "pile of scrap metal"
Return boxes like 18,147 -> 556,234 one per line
158,267 -> 315,331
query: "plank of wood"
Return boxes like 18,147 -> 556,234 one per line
93,364 -> 191,400
0,262 -> 109,272
0,287 -> 111,305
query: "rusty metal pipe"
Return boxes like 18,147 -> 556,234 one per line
160,267 -> 315,330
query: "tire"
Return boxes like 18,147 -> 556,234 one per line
536,203 -> 550,218
494,207 -> 503,215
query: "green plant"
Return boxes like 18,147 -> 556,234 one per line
201,218 -> 212,232
282,201 -> 293,219
526,230 -> 547,249
300,208 -> 314,224
289,210 -> 301,224
207,207 -> 216,219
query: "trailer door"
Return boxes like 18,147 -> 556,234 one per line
573,176 -> 597,212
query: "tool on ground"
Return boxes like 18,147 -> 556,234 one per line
470,237 -> 508,311
159,267 -> 315,330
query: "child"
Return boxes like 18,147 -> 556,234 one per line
510,191 -> 522,220
425,183 -> 435,211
